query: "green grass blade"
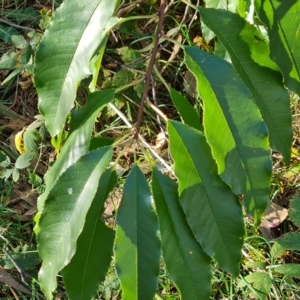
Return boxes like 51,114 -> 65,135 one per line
62,169 -> 117,300
37,146 -> 113,299
115,165 -> 160,300
167,120 -> 244,276
34,0 -> 119,136
185,47 -> 272,225
199,7 -> 292,164
152,169 -> 211,300
255,0 -> 300,95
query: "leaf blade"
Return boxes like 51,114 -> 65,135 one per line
34,0 -> 119,136
62,169 -> 117,300
115,165 -> 160,300
152,169 -> 211,300
169,88 -> 203,131
168,120 -> 244,276
35,90 -> 114,218
199,7 -> 292,164
37,146 -> 113,299
185,47 -> 272,224
254,0 -> 300,95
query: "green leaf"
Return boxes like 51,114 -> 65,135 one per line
115,165 -> 160,300
0,25 -> 19,43
199,8 -> 292,164
89,137 -> 114,151
89,37 -> 108,92
37,146 -> 112,299
15,152 -> 35,169
243,272 -> 272,300
23,129 -> 38,153
277,233 -> 300,251
275,264 -> 300,279
254,0 -> 300,95
12,168 -> 19,182
0,152 -> 6,164
167,120 -> 244,276
185,47 -> 272,224
34,0 -> 120,136
11,35 -> 28,49
63,169 -> 117,300
289,193 -> 300,227
169,88 -> 203,131
0,52 -> 17,70
152,169 -> 211,300
36,90 -> 114,218
270,242 -> 285,260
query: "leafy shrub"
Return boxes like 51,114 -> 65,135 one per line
30,0 -> 300,299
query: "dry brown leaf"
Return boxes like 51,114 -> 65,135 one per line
262,202 -> 288,228
259,202 -> 288,240
0,267 -> 31,294
8,182 -> 37,207
18,78 -> 32,90
152,131 -> 167,150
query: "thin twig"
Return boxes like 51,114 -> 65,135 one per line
0,18 -> 35,32
3,248 -> 30,286
146,98 -> 168,123
108,103 -> 172,172
134,0 -> 166,138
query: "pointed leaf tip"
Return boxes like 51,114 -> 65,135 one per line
168,120 -> 244,276
38,146 -> 112,299
115,165 -> 160,300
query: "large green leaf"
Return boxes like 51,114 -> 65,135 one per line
168,120 -> 244,276
152,169 -> 211,300
63,169 -> 117,300
115,165 -> 160,300
254,0 -> 300,95
199,8 -> 292,164
185,47 -> 272,224
37,146 -> 112,299
34,0 -> 119,136
35,90 -> 114,220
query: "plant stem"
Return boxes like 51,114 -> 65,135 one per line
134,0 -> 166,138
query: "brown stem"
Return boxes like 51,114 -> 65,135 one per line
134,0 -> 166,139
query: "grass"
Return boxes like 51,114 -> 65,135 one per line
0,0 -> 300,299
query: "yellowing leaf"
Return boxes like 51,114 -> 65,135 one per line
14,129 -> 26,154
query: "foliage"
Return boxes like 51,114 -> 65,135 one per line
1,0 -> 300,299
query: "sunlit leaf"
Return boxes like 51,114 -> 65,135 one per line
185,47 -> 272,225
34,0 -> 119,136
168,120 -> 244,276
63,169 -> 117,299
35,90 -> 114,219
199,7 -> 292,164
255,0 -> 300,95
38,146 -> 112,299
